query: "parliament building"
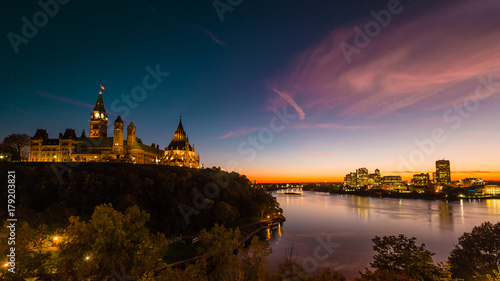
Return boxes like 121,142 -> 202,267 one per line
29,90 -> 200,168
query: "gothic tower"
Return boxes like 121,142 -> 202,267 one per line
127,121 -> 136,148
163,116 -> 200,168
90,90 -> 108,137
113,116 -> 124,154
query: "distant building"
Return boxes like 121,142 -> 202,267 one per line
458,178 -> 485,187
412,173 -> 430,187
356,168 -> 369,186
483,185 -> 500,195
435,160 -> 451,185
344,172 -> 357,187
368,169 -> 381,185
381,176 -> 402,185
29,90 -> 200,168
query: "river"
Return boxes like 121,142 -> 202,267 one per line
265,189 -> 500,279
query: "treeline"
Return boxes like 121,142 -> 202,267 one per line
0,162 -> 280,234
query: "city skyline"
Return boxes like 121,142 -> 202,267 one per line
1,0 -> 500,183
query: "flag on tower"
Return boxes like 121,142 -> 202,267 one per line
100,85 -> 105,90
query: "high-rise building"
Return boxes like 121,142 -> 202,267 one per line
356,168 -> 369,186
435,160 -> 451,185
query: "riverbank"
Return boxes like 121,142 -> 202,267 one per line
300,185 -> 500,201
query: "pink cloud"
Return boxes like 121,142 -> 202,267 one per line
272,0 -> 500,118
199,26 -> 227,46
273,89 -> 306,120
293,122 -> 379,130
287,153 -> 334,158
214,126 -> 265,139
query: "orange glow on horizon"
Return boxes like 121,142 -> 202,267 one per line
248,172 -> 500,184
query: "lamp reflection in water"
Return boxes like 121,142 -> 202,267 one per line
486,199 -> 500,215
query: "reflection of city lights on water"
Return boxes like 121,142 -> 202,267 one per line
486,199 -> 500,215
460,199 -> 464,224
266,228 -> 271,240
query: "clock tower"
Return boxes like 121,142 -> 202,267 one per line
89,90 -> 108,137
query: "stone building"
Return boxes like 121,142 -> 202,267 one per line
29,90 -> 200,168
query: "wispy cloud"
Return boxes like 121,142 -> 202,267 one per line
293,122 -> 379,130
199,26 -> 227,46
273,89 -> 306,120
272,0 -> 500,118
0,102 -> 36,117
214,126 -> 265,139
288,153 -> 334,158
37,91 -> 94,109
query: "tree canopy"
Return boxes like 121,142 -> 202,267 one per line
1,133 -> 30,161
449,221 -> 500,280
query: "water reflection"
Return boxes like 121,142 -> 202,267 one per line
486,199 -> 500,214
267,191 -> 500,280
347,195 -> 370,222
437,201 -> 453,231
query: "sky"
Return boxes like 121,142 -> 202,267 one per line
1,0 -> 499,182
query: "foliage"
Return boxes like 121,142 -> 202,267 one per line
1,133 -> 30,160
449,221 -> 500,280
57,204 -> 169,280
486,266 -> 500,281
365,234 -> 451,281
0,222 -> 54,280
0,162 -> 281,235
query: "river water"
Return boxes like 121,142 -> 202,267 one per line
266,189 -> 500,279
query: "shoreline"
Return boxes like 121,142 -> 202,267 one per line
273,186 -> 500,201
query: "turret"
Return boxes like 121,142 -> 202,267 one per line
113,116 -> 124,154
127,121 -> 136,148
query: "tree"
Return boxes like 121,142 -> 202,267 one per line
197,223 -> 241,280
57,204 -> 169,280
311,268 -> 346,281
0,222 -> 54,280
449,221 -> 500,280
365,235 -> 450,281
1,133 -> 30,161
239,236 -> 273,281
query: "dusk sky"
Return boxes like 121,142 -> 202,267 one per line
1,0 -> 499,182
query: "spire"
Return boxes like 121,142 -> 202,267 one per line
94,90 -> 106,112
81,129 -> 86,138
115,115 -> 123,123
174,116 -> 186,140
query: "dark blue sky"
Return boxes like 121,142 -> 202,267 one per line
2,0 -> 499,181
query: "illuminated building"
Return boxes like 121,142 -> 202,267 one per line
344,168 -> 381,187
435,160 -> 451,185
412,173 -> 430,186
458,178 -> 485,187
368,169 -> 381,185
356,168 -> 369,186
29,90 -> 200,167
344,172 -> 357,187
161,117 -> 200,168
483,185 -> 500,195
